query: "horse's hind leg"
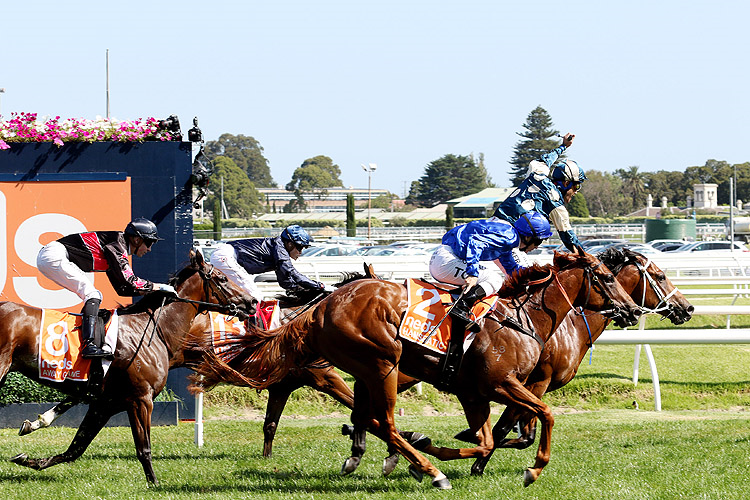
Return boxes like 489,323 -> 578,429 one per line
11,400 -> 113,472
19,397 -> 79,436
263,379 -> 300,458
126,396 -> 158,484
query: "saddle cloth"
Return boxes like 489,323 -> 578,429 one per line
398,279 -> 497,354
38,309 -> 118,383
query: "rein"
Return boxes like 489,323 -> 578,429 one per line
632,257 -> 678,315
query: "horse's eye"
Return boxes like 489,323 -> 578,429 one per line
603,274 -> 615,283
656,273 -> 666,282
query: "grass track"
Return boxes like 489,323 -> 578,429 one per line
0,411 -> 748,500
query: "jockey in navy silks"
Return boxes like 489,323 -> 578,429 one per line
492,133 -> 586,252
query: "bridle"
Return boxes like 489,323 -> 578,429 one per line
173,263 -> 249,320
629,255 -> 679,316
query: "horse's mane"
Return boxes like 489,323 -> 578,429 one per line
495,263 -> 553,299
597,247 -> 627,274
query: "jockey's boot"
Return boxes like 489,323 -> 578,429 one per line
437,285 -> 487,390
80,298 -> 113,360
449,285 -> 486,333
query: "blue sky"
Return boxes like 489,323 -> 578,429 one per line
2,1 -> 748,196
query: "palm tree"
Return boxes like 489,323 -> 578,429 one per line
616,166 -> 647,211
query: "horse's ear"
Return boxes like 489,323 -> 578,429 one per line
191,247 -> 205,267
364,262 -> 377,279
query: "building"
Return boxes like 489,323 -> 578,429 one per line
258,187 -> 392,212
446,187 -> 515,218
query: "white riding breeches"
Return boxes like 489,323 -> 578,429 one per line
36,241 -> 103,302
429,245 -> 505,296
209,243 -> 265,302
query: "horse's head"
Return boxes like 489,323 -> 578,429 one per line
599,248 -> 693,325
553,247 -> 641,328
174,249 -> 257,319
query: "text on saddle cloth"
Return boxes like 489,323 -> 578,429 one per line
209,300 -> 280,362
399,279 -> 498,355
38,309 -> 118,383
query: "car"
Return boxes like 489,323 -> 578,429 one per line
667,240 -> 749,253
580,238 -> 628,250
301,244 -> 360,257
605,242 -> 663,255
647,239 -> 690,251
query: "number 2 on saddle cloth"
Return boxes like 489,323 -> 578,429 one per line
398,279 -> 497,354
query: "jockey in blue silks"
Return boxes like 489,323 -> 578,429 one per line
429,211 -> 553,388
492,133 -> 586,252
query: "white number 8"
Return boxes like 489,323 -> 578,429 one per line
45,321 -> 69,357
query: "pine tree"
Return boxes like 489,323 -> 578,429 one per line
509,106 -> 561,187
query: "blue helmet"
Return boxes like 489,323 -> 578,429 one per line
513,212 -> 553,240
551,159 -> 587,192
280,225 -> 313,247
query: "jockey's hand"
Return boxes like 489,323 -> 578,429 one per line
322,284 -> 336,293
153,283 -> 178,296
563,133 -> 575,148
464,276 -> 478,290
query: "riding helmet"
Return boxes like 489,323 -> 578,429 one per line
280,225 -> 313,248
513,211 -> 553,239
550,159 -> 587,191
124,218 -> 161,244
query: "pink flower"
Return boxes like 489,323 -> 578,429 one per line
0,139 -> 9,150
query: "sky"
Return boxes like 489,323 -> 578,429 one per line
2,1 -> 749,197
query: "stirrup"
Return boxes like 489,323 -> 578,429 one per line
81,342 -> 113,360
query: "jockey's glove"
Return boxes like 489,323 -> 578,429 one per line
153,283 -> 178,295
322,284 -> 336,293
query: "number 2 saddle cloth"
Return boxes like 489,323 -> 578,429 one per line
38,309 -> 118,383
398,279 -> 498,355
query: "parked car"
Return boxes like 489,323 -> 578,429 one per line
605,242 -> 663,255
667,240 -> 749,253
647,239 -> 690,252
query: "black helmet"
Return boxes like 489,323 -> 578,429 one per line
124,218 -> 161,245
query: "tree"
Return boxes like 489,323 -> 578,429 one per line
205,156 -> 264,218
615,166 -> 648,212
409,154 -> 490,207
346,194 -> 356,237
445,205 -> 454,229
580,170 -> 627,217
206,133 -> 275,187
285,155 -> 344,199
567,193 -> 590,217
509,106 -> 561,186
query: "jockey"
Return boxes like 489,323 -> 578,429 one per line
36,218 -> 176,359
209,224 -> 335,303
492,133 -> 586,251
430,211 -> 553,326
430,212 -> 552,389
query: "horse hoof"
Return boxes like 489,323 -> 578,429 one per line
9,453 -> 28,465
404,431 -> 431,451
523,468 -> 537,487
470,460 -> 486,476
340,456 -> 360,475
432,473 -> 452,490
382,454 -> 399,476
408,464 -> 424,483
341,424 -> 354,436
18,420 -> 32,436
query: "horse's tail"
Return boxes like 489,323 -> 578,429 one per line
187,308 -> 316,393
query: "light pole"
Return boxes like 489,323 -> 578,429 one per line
361,163 -> 377,240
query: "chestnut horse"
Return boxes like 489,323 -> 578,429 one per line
434,247 -> 694,474
3,250 -> 256,485
189,250 -> 641,489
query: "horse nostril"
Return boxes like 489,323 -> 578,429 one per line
687,305 -> 695,314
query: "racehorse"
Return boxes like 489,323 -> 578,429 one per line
3,250 -> 256,485
187,249 -> 642,489
432,247 -> 694,474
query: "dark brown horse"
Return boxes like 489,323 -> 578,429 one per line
438,247 -> 694,474
3,250 -> 256,485
189,249 -> 641,489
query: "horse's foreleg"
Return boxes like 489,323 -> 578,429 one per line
10,400 -> 113,472
19,397 -> 79,436
341,379 -> 369,475
491,379 -> 554,486
126,396 -> 158,485
415,401 -> 494,462
263,381 -> 299,458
